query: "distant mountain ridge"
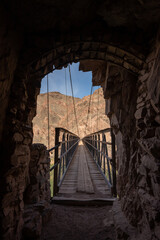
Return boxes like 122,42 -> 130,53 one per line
33,88 -> 110,148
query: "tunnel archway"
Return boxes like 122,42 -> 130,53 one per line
1,1 -> 160,239
1,40 -> 139,238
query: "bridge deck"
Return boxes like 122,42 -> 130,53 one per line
53,141 -> 114,204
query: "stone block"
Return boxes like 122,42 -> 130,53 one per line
137,101 -> 145,109
155,114 -> 160,124
138,176 -> 147,188
137,96 -> 144,104
107,45 -> 116,54
14,144 -> 30,156
135,107 -> 147,120
18,155 -> 30,164
138,164 -> 147,176
141,155 -> 158,172
13,132 -> 24,142
139,72 -> 149,82
123,61 -> 138,73
105,98 -> 112,116
23,137 -> 32,145
116,48 -> 125,58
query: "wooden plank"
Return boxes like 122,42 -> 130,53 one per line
54,140 -> 113,201
77,141 -> 94,193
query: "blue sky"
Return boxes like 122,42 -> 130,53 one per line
40,62 -> 100,98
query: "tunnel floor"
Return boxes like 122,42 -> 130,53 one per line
42,204 -> 115,240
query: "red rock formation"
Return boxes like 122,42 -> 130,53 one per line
33,88 -> 110,148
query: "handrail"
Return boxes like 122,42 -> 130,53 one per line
84,128 -> 111,137
82,128 -> 117,197
49,140 -> 79,171
55,127 -> 79,138
59,139 -> 79,160
48,143 -> 61,152
49,127 -> 80,197
50,159 -> 60,171
83,139 -> 112,161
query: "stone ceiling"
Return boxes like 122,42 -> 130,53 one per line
2,0 -> 160,82
3,0 -> 160,33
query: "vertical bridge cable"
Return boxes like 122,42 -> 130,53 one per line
47,74 -> 50,149
90,89 -> 92,133
85,85 -> 93,135
68,64 -> 80,136
97,88 -> 99,131
65,68 -> 69,129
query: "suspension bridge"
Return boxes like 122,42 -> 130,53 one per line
49,127 -> 116,205
47,64 -> 117,205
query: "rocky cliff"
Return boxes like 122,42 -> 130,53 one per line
33,88 -> 110,148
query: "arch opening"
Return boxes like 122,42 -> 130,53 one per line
1,10 -> 160,238
32,62 -> 113,198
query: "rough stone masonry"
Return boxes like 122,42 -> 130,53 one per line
0,1 -> 160,240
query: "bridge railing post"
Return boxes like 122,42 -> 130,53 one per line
66,134 -> 69,166
102,133 -> 106,175
97,134 -> 100,165
95,135 -> 97,163
82,127 -> 117,197
111,129 -> 117,197
49,128 -> 80,198
54,128 -> 60,196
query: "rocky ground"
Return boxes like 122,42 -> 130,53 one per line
42,204 -> 115,240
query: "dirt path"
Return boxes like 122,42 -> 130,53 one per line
42,204 -> 115,240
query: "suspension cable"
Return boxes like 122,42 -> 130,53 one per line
47,74 -> 50,149
65,68 -> 69,129
85,84 -> 93,135
97,88 -> 99,131
90,89 -> 92,133
68,64 -> 80,136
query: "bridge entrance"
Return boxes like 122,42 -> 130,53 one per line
49,127 -> 116,205
42,129 -> 116,240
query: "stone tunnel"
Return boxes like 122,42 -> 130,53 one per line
0,1 -> 160,239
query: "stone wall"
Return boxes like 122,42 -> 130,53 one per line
132,34 -> 160,239
104,32 -> 160,239
0,69 -> 51,239
0,7 -> 24,237
0,69 -> 42,239
23,144 -> 51,240
24,144 -> 50,204
0,5 -> 22,143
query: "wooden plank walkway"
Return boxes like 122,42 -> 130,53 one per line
53,141 -> 114,205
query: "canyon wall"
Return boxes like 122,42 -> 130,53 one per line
33,88 -> 110,148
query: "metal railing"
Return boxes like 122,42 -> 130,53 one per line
82,128 -> 117,197
49,128 -> 80,197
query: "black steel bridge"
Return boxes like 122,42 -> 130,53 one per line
49,127 -> 117,205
